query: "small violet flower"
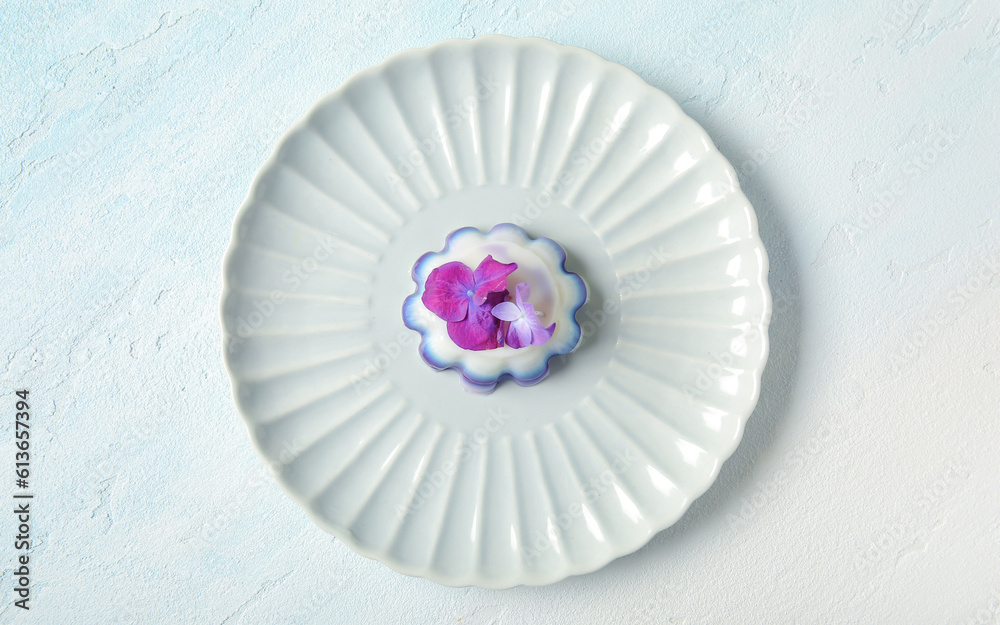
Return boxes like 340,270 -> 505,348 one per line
491,282 -> 555,349
422,255 -> 517,351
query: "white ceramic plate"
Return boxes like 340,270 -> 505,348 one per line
221,35 -> 771,588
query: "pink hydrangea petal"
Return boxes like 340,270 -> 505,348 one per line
471,255 -> 517,305
485,290 -> 509,347
482,289 -> 508,310
447,318 -> 494,350
422,261 -> 474,322
447,291 -> 506,350
494,321 -> 506,348
490,301 -> 522,321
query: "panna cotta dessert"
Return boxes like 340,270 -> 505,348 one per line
402,223 -> 587,393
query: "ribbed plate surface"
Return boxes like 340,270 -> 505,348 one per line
221,35 -> 771,588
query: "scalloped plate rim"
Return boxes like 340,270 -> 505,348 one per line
220,33 -> 772,589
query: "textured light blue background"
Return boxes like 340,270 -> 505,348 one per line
3,0 -> 999,623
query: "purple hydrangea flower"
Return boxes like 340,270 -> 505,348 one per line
421,255 -> 516,350
490,282 -> 555,349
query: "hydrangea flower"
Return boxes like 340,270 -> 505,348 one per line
421,255 -> 516,321
447,290 -> 507,351
421,255 -> 516,350
491,282 -> 555,348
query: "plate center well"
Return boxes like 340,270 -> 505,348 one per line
369,185 -> 621,434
